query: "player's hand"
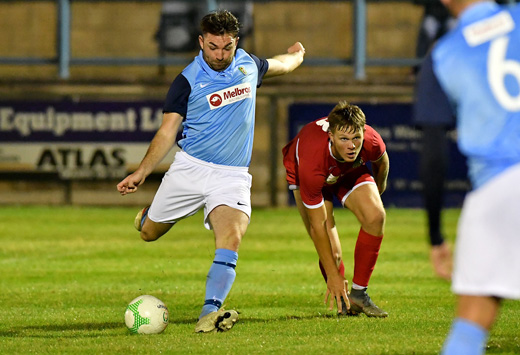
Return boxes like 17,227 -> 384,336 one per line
288,42 -> 305,55
117,171 -> 146,196
324,274 -> 349,313
430,242 -> 452,281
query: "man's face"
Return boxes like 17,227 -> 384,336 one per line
199,32 -> 238,71
328,126 -> 365,162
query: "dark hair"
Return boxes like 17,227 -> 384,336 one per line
327,101 -> 366,133
200,10 -> 240,37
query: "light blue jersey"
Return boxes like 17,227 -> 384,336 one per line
432,2 -> 520,188
163,49 -> 268,167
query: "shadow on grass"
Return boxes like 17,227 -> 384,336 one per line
487,338 -> 520,353
240,312 -> 366,323
0,317 -> 204,338
0,313 -> 369,338
0,322 -> 123,338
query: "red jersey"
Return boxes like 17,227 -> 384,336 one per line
282,117 -> 386,207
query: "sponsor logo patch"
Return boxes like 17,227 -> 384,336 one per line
326,173 -> 339,185
463,11 -> 514,47
209,94 -> 223,107
206,82 -> 252,110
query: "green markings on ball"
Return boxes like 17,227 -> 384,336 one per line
126,299 -> 150,334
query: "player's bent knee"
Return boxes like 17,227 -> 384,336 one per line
376,208 -> 386,227
140,230 -> 159,242
362,209 -> 386,235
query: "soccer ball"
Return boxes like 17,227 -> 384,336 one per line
125,295 -> 169,334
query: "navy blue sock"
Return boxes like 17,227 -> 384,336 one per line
199,248 -> 238,319
140,206 -> 149,229
442,318 -> 488,355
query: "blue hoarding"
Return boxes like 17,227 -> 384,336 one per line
288,102 -> 469,208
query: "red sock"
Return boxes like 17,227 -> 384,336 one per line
319,259 -> 345,283
352,228 -> 383,287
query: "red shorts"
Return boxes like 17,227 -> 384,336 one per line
321,165 -> 375,206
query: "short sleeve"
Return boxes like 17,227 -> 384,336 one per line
250,53 -> 269,88
364,126 -> 386,162
163,74 -> 191,116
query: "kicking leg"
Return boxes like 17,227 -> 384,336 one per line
135,206 -> 174,242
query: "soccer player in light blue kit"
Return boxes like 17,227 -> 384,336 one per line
116,10 -> 311,333
414,0 -> 520,353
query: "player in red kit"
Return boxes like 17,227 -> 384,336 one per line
282,101 -> 389,317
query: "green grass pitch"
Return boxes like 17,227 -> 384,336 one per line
0,206 -> 518,354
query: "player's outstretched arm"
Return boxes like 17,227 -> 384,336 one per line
117,112 -> 183,196
265,42 -> 305,78
306,206 -> 350,313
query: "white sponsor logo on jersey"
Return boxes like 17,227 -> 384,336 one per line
206,82 -> 252,110
463,11 -> 514,47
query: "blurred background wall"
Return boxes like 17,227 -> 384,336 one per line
0,1 -> 422,80
0,1 -> 456,207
